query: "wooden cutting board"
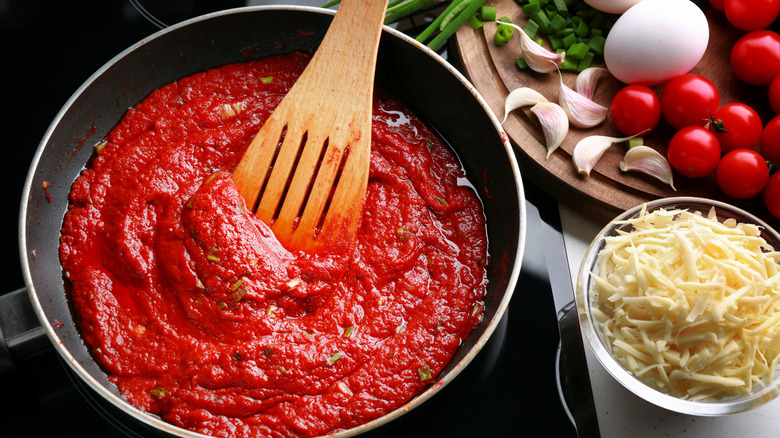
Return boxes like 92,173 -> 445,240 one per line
454,0 -> 778,228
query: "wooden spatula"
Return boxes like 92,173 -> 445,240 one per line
233,0 -> 389,252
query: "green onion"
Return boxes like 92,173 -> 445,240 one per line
260,76 -> 273,84
440,0 -> 471,31
385,0 -> 435,24
480,5 -> 496,21
530,10 -> 551,34
426,0 -> 487,51
328,351 -> 344,366
523,1 -> 541,16
549,13 -> 567,33
566,41 -> 590,60
416,0 -> 468,43
150,387 -> 169,400
495,17 -> 515,46
467,14 -> 483,28
571,16 -> 588,37
230,278 -> 244,291
417,364 -> 433,382
515,56 -> 529,70
552,0 -> 568,14
627,137 -> 644,149
586,34 -> 606,56
343,326 -> 355,338
559,55 -> 579,71
576,52 -> 595,71
524,19 -> 540,40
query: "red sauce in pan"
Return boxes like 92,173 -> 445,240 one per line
59,51 -> 487,438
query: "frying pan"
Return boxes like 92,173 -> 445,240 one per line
14,6 -> 525,437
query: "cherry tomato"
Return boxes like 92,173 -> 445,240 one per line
660,74 -> 720,129
770,74 -> 780,115
708,0 -> 725,11
765,171 -> 780,220
724,0 -> 780,31
667,126 -> 722,178
708,103 -> 763,153
716,149 -> 770,199
730,30 -> 780,86
610,85 -> 661,136
761,115 -> 780,163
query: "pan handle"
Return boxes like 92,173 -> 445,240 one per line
0,288 -> 50,374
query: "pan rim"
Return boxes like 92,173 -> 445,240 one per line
19,5 -> 526,437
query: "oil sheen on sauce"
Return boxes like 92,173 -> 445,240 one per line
59,51 -> 488,438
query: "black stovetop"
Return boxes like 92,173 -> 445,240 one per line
0,1 -> 598,436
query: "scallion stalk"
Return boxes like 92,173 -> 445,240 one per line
426,0 -> 487,51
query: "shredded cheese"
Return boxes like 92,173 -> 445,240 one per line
591,206 -> 780,400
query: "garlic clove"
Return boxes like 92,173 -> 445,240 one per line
557,69 -> 607,128
502,87 -> 548,123
620,145 -> 676,190
575,67 -> 610,100
530,101 -> 569,159
504,22 -> 565,73
572,134 -> 640,176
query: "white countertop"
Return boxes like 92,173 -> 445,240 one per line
558,202 -> 780,438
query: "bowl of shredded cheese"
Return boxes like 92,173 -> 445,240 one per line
576,197 -> 780,415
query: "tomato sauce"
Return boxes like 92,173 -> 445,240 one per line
59,51 -> 488,438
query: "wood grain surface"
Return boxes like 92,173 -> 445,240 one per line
454,0 -> 779,228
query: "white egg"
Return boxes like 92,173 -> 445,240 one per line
604,0 -> 709,86
583,0 -> 644,14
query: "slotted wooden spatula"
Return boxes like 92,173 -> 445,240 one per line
233,0 -> 389,252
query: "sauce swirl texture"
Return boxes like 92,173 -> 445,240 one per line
59,51 -> 488,437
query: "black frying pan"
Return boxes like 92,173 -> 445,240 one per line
16,6 -> 525,437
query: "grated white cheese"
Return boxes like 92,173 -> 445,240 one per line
591,206 -> 780,400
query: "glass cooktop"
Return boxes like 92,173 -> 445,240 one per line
0,1 -> 598,436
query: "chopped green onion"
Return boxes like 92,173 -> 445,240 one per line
417,364 -> 433,381
586,34 -> 606,56
566,41 -> 590,60
627,137 -> 644,149
530,10 -> 551,34
561,32 -> 576,49
480,5 -> 496,21
548,34 -> 563,50
260,76 -> 273,84
560,56 -> 579,71
552,0 -> 568,14
515,56 -> 529,70
150,387 -> 169,400
576,52 -> 595,71
524,19 -> 540,40
549,13 -> 567,33
523,1 -> 541,16
467,14 -> 483,28
495,16 -> 515,46
327,351 -> 343,366
571,16 -> 588,37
